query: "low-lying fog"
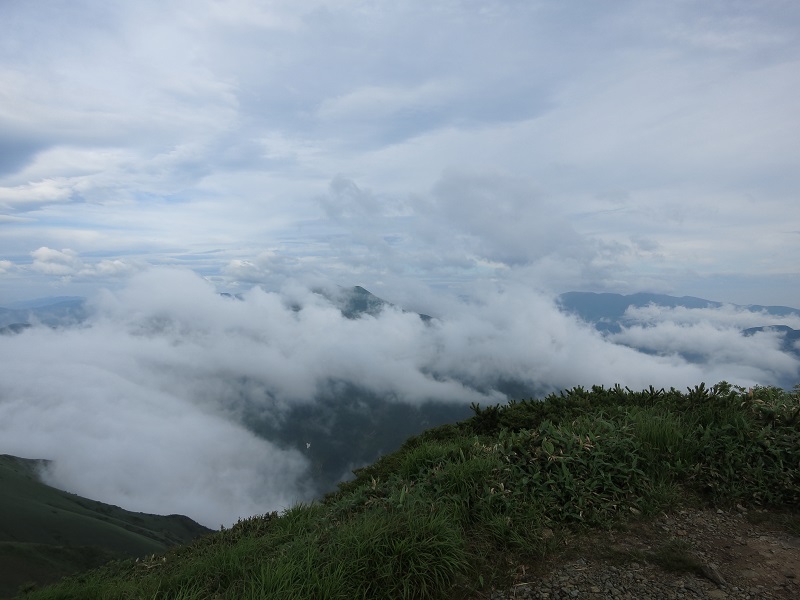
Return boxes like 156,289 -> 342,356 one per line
1,269 -> 797,527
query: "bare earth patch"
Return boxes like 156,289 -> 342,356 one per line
481,506 -> 800,599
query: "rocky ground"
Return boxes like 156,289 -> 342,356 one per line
479,506 -> 800,600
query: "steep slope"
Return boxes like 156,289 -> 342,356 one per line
0,455 -> 211,598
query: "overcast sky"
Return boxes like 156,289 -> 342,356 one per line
1,0 -> 798,306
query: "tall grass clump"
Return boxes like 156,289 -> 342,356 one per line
626,406 -> 694,474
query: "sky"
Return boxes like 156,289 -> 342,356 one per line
1,1 -> 800,528
0,0 -> 798,306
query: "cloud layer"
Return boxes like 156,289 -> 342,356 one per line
0,1 -> 798,305
1,269 -> 796,526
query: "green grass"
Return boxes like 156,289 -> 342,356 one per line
0,455 -> 210,599
16,381 -> 800,599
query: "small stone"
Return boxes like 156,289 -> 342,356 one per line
684,582 -> 702,595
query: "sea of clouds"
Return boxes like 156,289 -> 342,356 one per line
1,268 -> 797,527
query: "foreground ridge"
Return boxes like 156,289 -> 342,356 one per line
17,382 -> 800,599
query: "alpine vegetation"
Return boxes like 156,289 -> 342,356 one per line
21,382 -> 799,599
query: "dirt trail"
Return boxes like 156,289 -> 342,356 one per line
482,506 -> 800,599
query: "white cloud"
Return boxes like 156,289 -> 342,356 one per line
94,259 -> 139,277
429,170 -> 589,266
0,329 -> 310,527
0,179 -> 75,211
2,268 -> 796,526
30,247 -> 83,276
28,247 -> 140,280
0,1 -> 798,304
612,321 -> 797,379
317,81 -> 453,120
622,304 -> 800,330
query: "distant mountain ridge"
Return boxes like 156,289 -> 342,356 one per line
558,291 -> 800,334
320,285 -> 433,321
557,292 -> 800,389
0,297 -> 88,331
0,287 -> 429,333
743,325 -> 800,357
3,297 -> 85,310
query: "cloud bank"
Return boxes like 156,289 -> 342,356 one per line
1,268 -> 797,526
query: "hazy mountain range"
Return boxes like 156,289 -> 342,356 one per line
558,291 -> 800,334
558,291 -> 800,371
0,297 -> 87,332
5,287 -> 796,336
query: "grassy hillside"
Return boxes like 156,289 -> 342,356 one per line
17,382 -> 800,599
0,455 -> 211,599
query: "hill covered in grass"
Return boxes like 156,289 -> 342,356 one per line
18,382 -> 800,599
0,455 -> 211,599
